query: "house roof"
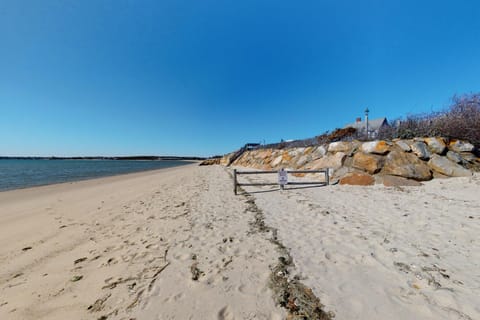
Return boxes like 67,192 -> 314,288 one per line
344,117 -> 388,131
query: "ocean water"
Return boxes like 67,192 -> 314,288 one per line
0,159 -> 195,191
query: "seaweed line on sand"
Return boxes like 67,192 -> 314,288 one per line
230,169 -> 334,320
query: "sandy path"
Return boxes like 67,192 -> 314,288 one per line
0,164 -> 284,320
238,170 -> 480,319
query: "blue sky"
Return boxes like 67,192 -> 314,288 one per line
1,1 -> 479,157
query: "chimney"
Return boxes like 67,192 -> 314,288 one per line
356,117 -> 361,123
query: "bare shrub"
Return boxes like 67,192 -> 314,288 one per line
378,93 -> 480,148
436,94 -> 480,146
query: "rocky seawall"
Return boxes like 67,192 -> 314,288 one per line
220,138 -> 480,186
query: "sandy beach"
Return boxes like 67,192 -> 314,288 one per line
237,168 -> 480,319
1,164 -> 479,319
0,164 -> 284,320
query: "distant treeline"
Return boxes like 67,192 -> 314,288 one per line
0,156 -> 206,161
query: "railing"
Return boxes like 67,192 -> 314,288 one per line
233,169 -> 329,195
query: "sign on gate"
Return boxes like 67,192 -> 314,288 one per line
278,169 -> 288,187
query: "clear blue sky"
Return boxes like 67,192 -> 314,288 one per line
1,1 -> 479,157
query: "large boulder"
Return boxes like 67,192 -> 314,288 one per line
352,152 -> 383,174
428,154 -> 472,177
361,140 -> 390,155
425,137 -> 447,155
307,152 -> 346,170
449,140 -> 475,153
411,141 -> 431,160
383,150 -> 432,181
339,172 -> 375,186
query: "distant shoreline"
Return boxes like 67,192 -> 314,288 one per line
0,156 -> 206,161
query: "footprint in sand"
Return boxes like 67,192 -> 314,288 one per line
218,306 -> 234,320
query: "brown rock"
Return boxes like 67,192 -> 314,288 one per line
383,151 -> 432,181
303,146 -> 314,155
360,140 -> 390,155
257,149 -> 272,160
382,175 -> 423,187
282,151 -> 293,163
199,158 -> 220,166
352,152 -> 383,174
339,172 -> 375,186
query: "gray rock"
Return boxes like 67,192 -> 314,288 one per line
308,152 -> 346,170
288,148 -> 304,157
411,142 -> 431,160
425,137 -> 447,155
446,151 -> 462,164
295,154 -> 311,168
328,141 -> 353,153
449,140 -> 475,153
395,140 -> 411,152
311,145 -> 327,159
427,154 -> 472,177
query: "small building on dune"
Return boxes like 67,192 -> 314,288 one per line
344,116 -> 389,139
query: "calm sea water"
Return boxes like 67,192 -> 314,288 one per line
0,159 -> 195,191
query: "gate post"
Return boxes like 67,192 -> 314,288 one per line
233,169 -> 237,195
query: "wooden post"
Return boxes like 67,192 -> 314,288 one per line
325,168 -> 330,185
233,169 -> 237,195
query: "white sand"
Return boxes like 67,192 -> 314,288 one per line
0,164 -> 284,320
237,169 -> 480,319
